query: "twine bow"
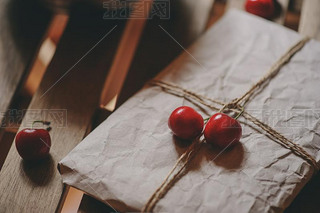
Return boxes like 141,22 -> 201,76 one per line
142,37 -> 318,212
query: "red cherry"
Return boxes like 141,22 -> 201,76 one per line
245,0 -> 275,19
204,113 -> 242,148
168,106 -> 204,140
15,129 -> 51,161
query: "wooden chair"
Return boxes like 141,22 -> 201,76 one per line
0,0 -> 319,212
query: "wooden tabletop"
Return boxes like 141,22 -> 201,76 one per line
0,0 -> 320,212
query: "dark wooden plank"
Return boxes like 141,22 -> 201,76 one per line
117,0 -> 214,107
78,194 -> 115,213
274,0 -> 290,24
291,0 -> 303,12
100,0 -> 153,109
285,173 -> 320,213
0,0 -> 51,140
0,132 -> 15,170
0,3 -> 126,212
298,0 -> 320,41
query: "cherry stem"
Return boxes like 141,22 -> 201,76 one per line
32,120 -> 51,129
203,117 -> 210,124
218,103 -> 227,113
235,107 -> 244,120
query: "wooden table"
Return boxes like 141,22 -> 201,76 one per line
0,0 -> 319,212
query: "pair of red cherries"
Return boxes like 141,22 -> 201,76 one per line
168,106 -> 242,148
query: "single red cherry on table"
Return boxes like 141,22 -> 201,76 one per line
168,106 -> 204,140
15,121 -> 51,161
245,0 -> 275,19
204,113 -> 242,148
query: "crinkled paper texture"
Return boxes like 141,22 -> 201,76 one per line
59,10 -> 320,212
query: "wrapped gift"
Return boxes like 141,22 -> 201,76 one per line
59,9 -> 320,212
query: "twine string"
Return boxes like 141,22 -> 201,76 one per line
142,37 -> 317,212
142,139 -> 205,212
148,79 -> 318,170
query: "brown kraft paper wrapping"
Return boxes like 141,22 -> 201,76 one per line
59,9 -> 320,212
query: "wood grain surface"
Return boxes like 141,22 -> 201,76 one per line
299,0 -> 320,41
100,0 -> 153,110
0,3 -> 126,212
117,0 -> 214,107
0,0 -> 51,141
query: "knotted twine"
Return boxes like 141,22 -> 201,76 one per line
141,37 -> 318,212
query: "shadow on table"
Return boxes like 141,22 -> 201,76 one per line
285,171 -> 320,213
20,155 -> 54,186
